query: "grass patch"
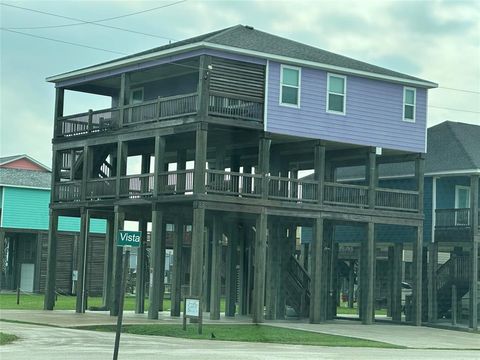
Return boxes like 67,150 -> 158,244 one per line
0,294 -> 171,311
0,332 -> 19,345
79,324 -> 402,348
336,306 -> 387,316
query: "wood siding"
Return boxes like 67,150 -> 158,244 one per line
266,61 -> 427,153
210,57 -> 265,101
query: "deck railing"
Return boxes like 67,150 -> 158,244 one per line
53,171 -> 420,214
158,170 -> 194,195
324,182 -> 369,207
85,178 -> 116,200
55,181 -> 81,201
268,176 -> 318,203
124,93 -> 198,125
375,188 -> 418,212
206,170 -> 262,197
119,174 -> 154,198
435,208 -> 471,227
56,108 -> 119,137
208,94 -> 263,122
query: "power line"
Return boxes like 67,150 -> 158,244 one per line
428,105 -> 480,114
1,2 -> 185,40
1,28 -> 127,55
437,86 -> 480,95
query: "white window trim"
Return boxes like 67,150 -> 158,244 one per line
326,73 -> 346,115
403,86 -> 416,122
130,87 -> 144,104
455,185 -> 471,209
279,64 -> 301,108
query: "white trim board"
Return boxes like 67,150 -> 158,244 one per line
47,41 -> 438,89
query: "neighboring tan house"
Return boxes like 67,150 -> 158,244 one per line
0,154 -> 106,295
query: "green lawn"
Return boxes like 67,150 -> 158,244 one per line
79,323 -> 402,348
336,306 -> 387,316
0,294 -> 228,312
0,293 -> 169,311
0,332 -> 18,345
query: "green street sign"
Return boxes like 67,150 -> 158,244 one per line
117,230 -> 142,247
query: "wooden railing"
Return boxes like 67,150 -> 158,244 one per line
52,171 -> 420,214
55,181 -> 81,201
436,208 -> 471,228
85,178 -> 116,200
124,93 -> 198,125
268,176 -> 317,203
56,108 -> 119,137
208,94 -> 263,121
119,174 -> 154,198
206,170 -> 262,197
376,188 -> 418,212
158,170 -> 194,195
324,182 -> 369,207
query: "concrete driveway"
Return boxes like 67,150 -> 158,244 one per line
1,310 -> 479,359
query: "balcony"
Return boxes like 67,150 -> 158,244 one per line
54,93 -> 263,138
53,170 -> 419,213
435,208 -> 480,242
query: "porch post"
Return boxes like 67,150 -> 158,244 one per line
194,124 -> 208,194
153,135 -> 166,197
314,141 -> 326,204
148,204 -> 165,319
190,202 -> 205,298
391,243 -> 403,321
310,217 -> 325,323
412,225 -> 424,326
470,175 -> 479,330
258,137 -> 271,199
102,217 -> 114,309
135,219 -> 148,314
115,141 -> 128,198
362,222 -> 375,325
427,242 -> 438,323
76,208 -> 89,313
252,209 -> 268,323
225,222 -> 238,317
171,216 -> 184,317
44,210 -> 59,310
210,214 -> 222,320
110,206 -> 125,316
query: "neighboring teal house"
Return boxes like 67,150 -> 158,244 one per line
0,154 -> 106,294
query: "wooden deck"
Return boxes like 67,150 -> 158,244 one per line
54,169 -> 419,213
55,93 -> 263,138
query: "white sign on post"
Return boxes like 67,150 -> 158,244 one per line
185,298 -> 200,317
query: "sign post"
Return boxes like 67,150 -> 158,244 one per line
183,296 -> 202,334
113,230 -> 141,360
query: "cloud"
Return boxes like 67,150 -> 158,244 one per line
1,0 -> 479,166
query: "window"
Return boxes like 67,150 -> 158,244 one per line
130,88 -> 144,105
403,87 -> 416,122
327,74 -> 346,114
280,65 -> 300,107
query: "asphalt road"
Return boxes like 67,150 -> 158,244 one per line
1,321 -> 480,360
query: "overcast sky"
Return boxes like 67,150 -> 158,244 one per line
1,0 -> 479,167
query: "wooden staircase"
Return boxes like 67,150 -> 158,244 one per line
285,255 -> 310,318
437,255 -> 470,318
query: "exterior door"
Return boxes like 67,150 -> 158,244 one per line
455,185 -> 470,225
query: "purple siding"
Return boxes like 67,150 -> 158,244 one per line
267,61 -> 427,153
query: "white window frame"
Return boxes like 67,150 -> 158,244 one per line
403,86 -> 416,122
279,64 -> 301,108
130,87 -> 144,105
326,73 -> 347,115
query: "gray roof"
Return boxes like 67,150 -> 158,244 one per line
51,25 -> 436,86
0,168 -> 51,189
426,121 -> 480,173
335,121 -> 480,180
0,155 -> 24,164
